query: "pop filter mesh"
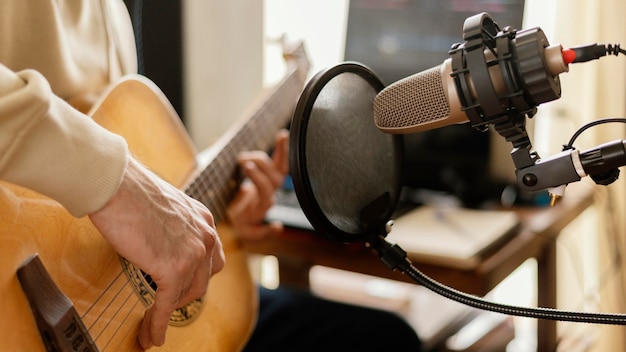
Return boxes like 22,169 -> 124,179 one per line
292,63 -> 402,242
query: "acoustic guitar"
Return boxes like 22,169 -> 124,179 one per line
0,42 -> 309,351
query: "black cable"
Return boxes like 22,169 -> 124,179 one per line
370,236 -> 626,326
568,43 -> 626,63
562,118 -> 626,150
606,43 -> 626,57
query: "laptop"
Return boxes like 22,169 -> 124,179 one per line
265,175 -> 315,231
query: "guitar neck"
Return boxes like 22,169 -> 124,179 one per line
185,45 -> 308,223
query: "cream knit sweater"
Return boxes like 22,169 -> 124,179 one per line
0,0 -> 138,217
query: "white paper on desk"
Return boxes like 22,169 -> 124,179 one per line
386,206 -> 520,269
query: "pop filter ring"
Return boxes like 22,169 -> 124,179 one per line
289,62 -> 403,243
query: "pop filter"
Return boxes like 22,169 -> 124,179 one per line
289,62 -> 403,243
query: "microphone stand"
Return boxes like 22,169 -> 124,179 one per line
512,137 -> 626,204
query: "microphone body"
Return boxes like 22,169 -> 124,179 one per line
373,59 -> 466,133
374,15 -> 569,135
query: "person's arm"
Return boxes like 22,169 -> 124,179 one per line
0,65 -> 128,215
0,65 -> 224,349
227,129 -> 290,240
89,157 -> 224,349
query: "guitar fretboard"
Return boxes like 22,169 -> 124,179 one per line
184,55 -> 307,224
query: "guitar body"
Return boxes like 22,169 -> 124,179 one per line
0,76 -> 257,351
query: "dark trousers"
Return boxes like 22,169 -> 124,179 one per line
243,285 -> 423,351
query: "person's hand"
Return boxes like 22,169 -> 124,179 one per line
227,129 -> 289,240
88,157 -> 225,349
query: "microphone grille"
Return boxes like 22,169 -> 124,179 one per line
374,65 -> 450,130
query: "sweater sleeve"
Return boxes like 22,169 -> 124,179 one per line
0,64 -> 129,218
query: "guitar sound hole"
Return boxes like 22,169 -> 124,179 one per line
121,257 -> 202,325
141,270 -> 158,291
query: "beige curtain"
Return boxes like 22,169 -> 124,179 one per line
525,0 -> 626,349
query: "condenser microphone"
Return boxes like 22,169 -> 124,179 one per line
373,12 -> 569,134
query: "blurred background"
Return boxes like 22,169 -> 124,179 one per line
140,1 -> 626,350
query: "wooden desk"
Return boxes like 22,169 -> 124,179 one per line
242,181 -> 594,351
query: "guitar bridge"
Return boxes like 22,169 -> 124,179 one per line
17,254 -> 99,352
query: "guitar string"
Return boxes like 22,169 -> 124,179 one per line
196,93 -> 278,213
186,126 -> 247,222
209,130 -> 252,219
85,270 -> 138,345
81,268 -> 127,322
77,265 -> 147,350
208,154 -> 232,222
99,293 -> 144,351
184,64 -> 300,222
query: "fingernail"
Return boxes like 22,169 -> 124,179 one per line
138,336 -> 152,350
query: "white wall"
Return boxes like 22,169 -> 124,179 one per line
183,0 -> 349,151
182,1 -> 264,151
263,0 -> 349,85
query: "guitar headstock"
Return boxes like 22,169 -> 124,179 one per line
279,37 -> 311,86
